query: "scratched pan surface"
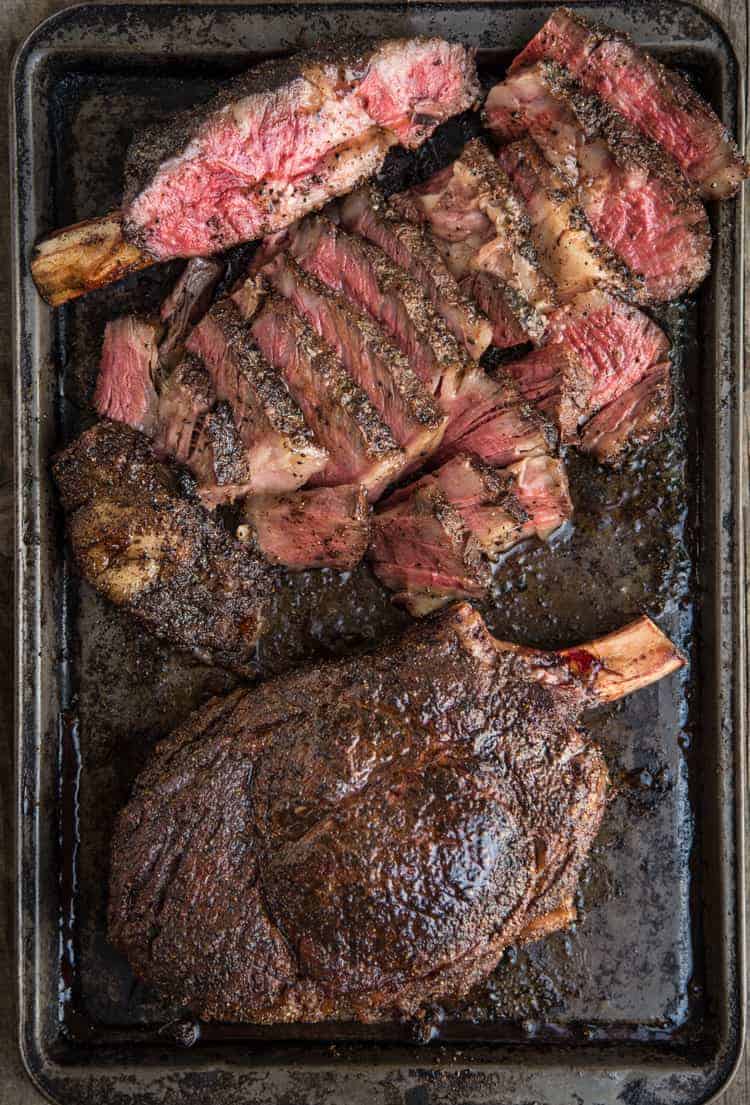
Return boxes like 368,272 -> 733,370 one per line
11,3 -> 745,1104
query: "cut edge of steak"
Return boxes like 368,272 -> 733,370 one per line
497,138 -> 644,304
238,484 -> 370,571
262,253 -> 448,470
152,352 -> 214,467
485,62 -> 711,303
339,184 -> 494,360
94,316 -> 161,434
123,37 -> 481,259
159,257 -> 225,368
580,363 -> 672,466
509,6 -> 749,200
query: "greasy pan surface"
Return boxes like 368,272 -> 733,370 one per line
12,3 -> 745,1104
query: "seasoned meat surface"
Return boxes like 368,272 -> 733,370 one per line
108,603 -> 683,1023
54,421 -> 274,675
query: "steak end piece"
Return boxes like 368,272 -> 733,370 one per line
53,421 -> 274,674
238,484 -> 371,571
580,363 -> 672,466
108,603 -> 684,1024
94,316 -> 162,434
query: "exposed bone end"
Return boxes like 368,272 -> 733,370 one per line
562,615 -> 685,703
31,211 -> 153,306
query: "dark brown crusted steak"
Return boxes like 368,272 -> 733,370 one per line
108,603 -> 684,1023
53,421 -> 274,675
123,37 -> 481,259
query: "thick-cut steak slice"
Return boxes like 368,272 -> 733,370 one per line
159,257 -> 225,368
152,353 -> 214,466
109,602 -> 683,1023
394,139 -> 557,345
505,290 -> 671,456
339,185 -> 493,359
509,7 -> 749,200
580,364 -> 672,466
123,37 -> 481,260
262,254 -> 447,469
251,295 -> 405,499
497,139 -> 640,303
53,421 -> 273,674
187,299 -> 328,493
238,484 -> 370,571
485,63 -> 711,302
94,316 -> 161,433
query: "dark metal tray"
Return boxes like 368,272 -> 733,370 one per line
11,3 -> 746,1103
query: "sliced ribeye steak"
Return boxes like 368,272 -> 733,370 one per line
31,36 -> 480,305
53,421 -> 273,674
108,602 -> 684,1023
510,7 -> 748,200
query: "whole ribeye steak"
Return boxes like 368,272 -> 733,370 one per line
108,603 -> 683,1023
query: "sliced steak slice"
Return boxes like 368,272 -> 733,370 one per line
289,215 -> 478,411
580,364 -> 672,466
394,139 -> 556,345
509,7 -> 748,200
94,316 -> 161,433
187,299 -> 328,493
485,63 -> 711,302
262,254 -> 447,469
53,421 -> 273,674
506,454 -> 573,539
339,185 -> 493,360
123,37 -> 481,260
497,139 -> 641,303
152,353 -> 214,466
159,257 -> 225,368
185,401 -> 261,508
238,484 -> 370,570
370,483 -> 490,615
251,295 -> 405,499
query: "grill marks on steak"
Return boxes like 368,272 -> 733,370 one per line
394,139 -> 556,346
187,299 -> 328,493
53,421 -> 272,674
509,7 -> 749,200
497,140 -> 640,303
339,185 -> 493,360
123,37 -> 481,260
371,452 -> 571,611
109,604 -> 682,1022
238,484 -> 370,571
251,294 -> 405,499
485,63 -> 711,302
262,253 -> 447,470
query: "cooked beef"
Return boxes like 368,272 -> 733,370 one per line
371,483 -> 490,614
152,353 -> 214,466
372,452 -> 570,611
262,254 -> 447,469
497,139 -> 640,303
159,257 -> 225,368
122,38 -> 480,261
510,7 -> 749,200
289,215 -> 479,412
185,401 -> 262,508
108,602 -> 683,1023
580,364 -> 672,465
505,290 -> 671,456
238,484 -> 370,571
250,295 -> 405,499
187,299 -> 328,493
485,63 -> 711,302
394,140 -> 557,345
53,421 -> 273,673
94,316 -> 161,433
339,185 -> 493,359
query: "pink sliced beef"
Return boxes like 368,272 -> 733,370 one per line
485,63 -> 711,302
506,454 -> 573,540
124,37 -> 480,260
262,254 -> 447,470
250,295 -> 405,500
94,316 -> 161,433
159,257 -> 224,367
339,185 -> 493,360
393,139 -> 556,345
497,139 -> 640,303
152,353 -> 214,466
186,400 -> 260,508
187,299 -> 328,493
238,484 -> 370,571
580,364 -> 672,466
509,7 -> 748,200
